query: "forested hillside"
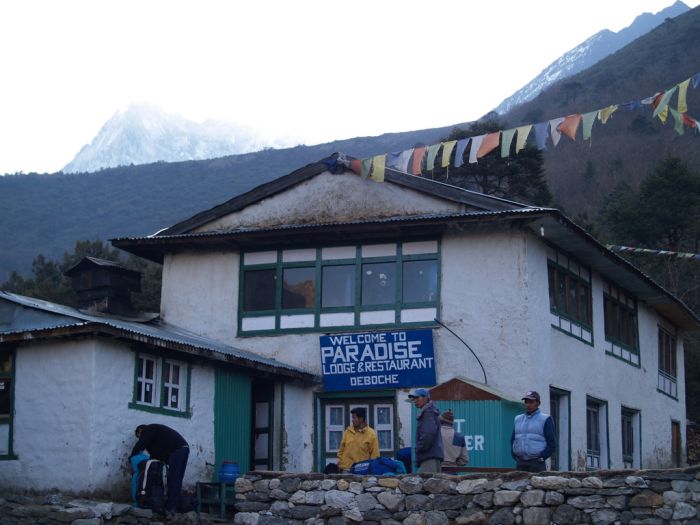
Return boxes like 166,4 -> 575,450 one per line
503,6 -> 700,221
0,126 -> 456,282
2,8 -> 699,284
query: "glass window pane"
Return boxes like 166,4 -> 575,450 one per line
322,265 -> 355,307
0,379 -> 11,416
282,267 -> 315,309
163,363 -> 170,383
402,260 -> 437,303
378,430 -> 392,450
328,430 -> 343,452
556,271 -> 566,312
329,407 -> 344,426
362,262 -> 396,306
567,277 -> 578,316
377,406 -> 391,425
144,382 -> 153,404
171,364 -> 180,384
0,352 -> 12,374
244,269 -> 276,311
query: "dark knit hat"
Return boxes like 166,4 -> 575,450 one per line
440,410 -> 455,424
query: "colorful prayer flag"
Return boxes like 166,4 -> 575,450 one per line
441,140 -> 456,168
501,128 -> 516,158
515,125 -> 532,153
677,79 -> 690,114
534,122 -> 549,150
582,111 -> 597,140
454,138 -> 470,168
598,105 -> 618,124
558,114 -> 582,140
411,146 -> 426,175
478,132 -> 500,158
549,117 -> 565,147
469,135 -> 485,164
426,144 -> 441,171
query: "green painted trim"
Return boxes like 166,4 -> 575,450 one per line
638,411 -> 643,469
656,388 -> 679,401
239,240 -> 441,335
131,351 -> 192,414
604,350 -> 642,368
314,391 -> 398,470
550,323 -> 595,347
547,256 -> 593,331
317,389 -> 395,399
127,401 -> 192,419
238,320 -> 439,337
603,289 -> 640,351
0,348 -> 17,458
549,385 -> 572,471
279,383 -> 285,471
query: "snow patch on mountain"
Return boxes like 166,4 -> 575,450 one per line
493,1 -> 689,116
62,104 -> 300,174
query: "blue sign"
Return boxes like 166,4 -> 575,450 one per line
320,329 -> 436,392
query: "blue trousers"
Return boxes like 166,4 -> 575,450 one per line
166,446 -> 189,513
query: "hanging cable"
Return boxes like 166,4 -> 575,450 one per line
434,318 -> 487,385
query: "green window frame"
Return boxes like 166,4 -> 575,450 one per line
603,281 -> 640,366
657,326 -> 678,399
239,241 -> 440,335
547,249 -> 593,345
0,348 -> 17,460
129,351 -> 192,418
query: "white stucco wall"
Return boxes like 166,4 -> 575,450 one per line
282,384 -> 314,472
160,250 -> 239,342
0,339 -> 216,495
154,174 -> 688,472
195,172 -> 465,233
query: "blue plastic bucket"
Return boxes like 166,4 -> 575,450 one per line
219,461 -> 240,483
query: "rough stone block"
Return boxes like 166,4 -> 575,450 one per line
521,506 -> 551,525
518,490 -> 544,507
493,490 -> 521,506
456,479 -> 489,495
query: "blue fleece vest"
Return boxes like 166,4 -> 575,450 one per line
512,410 -> 548,460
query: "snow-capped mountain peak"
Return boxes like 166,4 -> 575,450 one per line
62,104 -> 299,174
493,1 -> 689,116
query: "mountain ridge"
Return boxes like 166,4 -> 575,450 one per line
61,103 -> 300,174
493,1 -> 689,115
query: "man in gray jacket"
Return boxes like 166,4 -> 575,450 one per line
408,388 -> 444,473
511,390 -> 557,472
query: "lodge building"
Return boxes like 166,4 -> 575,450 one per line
0,154 -> 697,494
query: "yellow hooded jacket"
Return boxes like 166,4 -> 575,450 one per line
337,425 -> 380,471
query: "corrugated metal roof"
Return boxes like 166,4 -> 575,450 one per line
0,291 -> 318,382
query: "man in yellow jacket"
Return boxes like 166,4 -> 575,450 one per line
337,407 -> 380,472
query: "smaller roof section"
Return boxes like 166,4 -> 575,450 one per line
64,256 -> 140,278
430,377 -> 521,402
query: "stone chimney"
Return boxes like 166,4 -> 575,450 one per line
64,257 -> 141,317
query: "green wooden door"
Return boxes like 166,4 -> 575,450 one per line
215,367 -> 252,478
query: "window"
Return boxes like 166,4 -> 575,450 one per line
658,326 -> 678,398
547,249 -> 592,343
131,353 -> 191,417
549,387 -> 570,471
621,408 -> 640,469
374,404 -> 394,451
604,282 -> 639,365
240,241 -> 440,333
586,397 -> 608,470
320,397 -> 396,468
672,420 -> 682,467
0,349 -> 15,459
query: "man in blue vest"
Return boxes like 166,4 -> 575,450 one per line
511,390 -> 557,472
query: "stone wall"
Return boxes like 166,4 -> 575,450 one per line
233,467 -> 700,525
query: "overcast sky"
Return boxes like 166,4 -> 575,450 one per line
0,0 -> 696,175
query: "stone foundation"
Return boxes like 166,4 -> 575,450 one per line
233,467 -> 700,525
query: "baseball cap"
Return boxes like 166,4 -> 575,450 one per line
522,390 -> 540,401
408,388 -> 430,399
